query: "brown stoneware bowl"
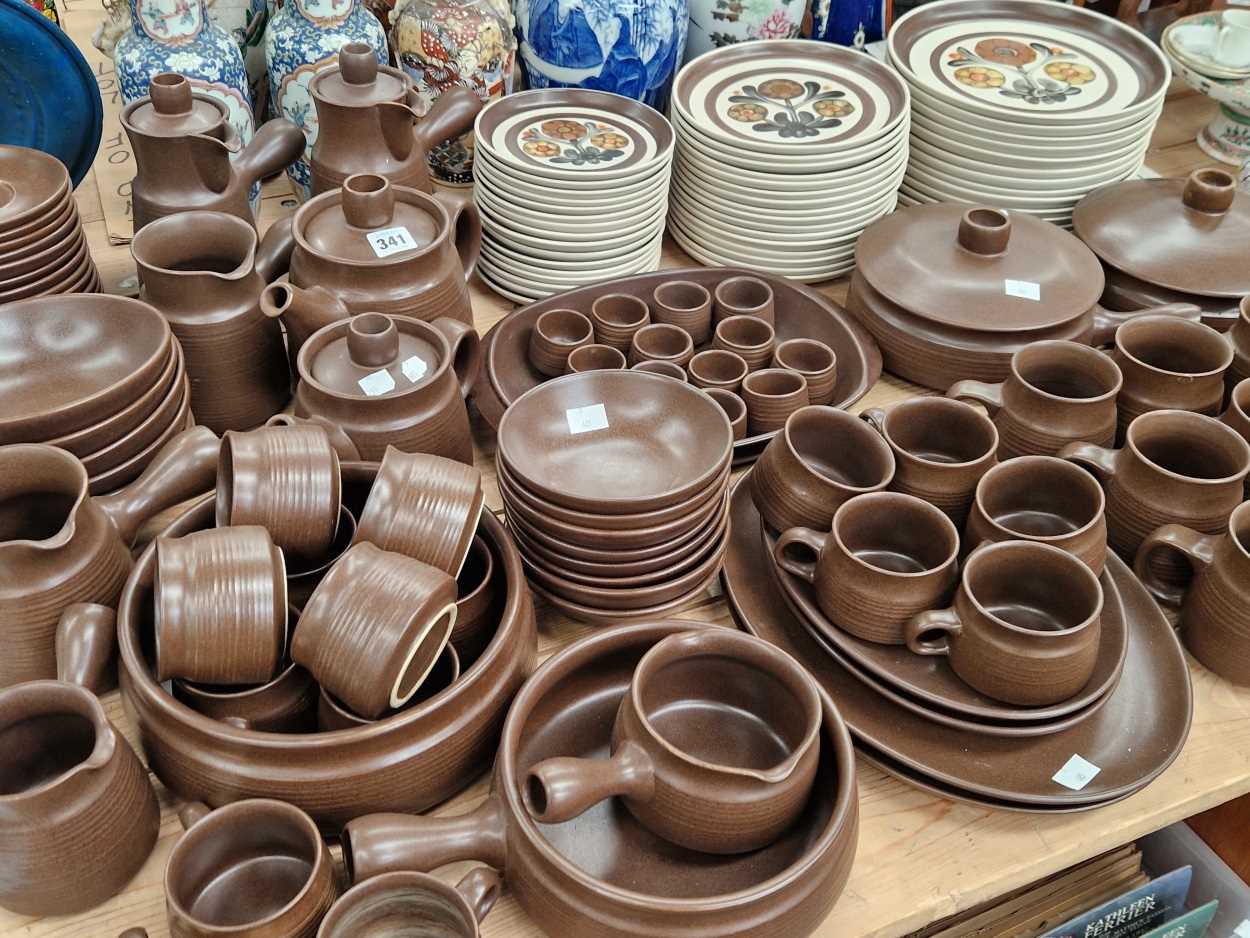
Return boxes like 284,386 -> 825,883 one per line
174,663 -> 318,734
771,338 -> 837,406
1221,378 -> 1250,496
286,506 -> 357,611
713,315 -> 775,371
591,293 -> 650,351
567,343 -> 627,373
528,308 -> 594,377
453,535 -> 499,660
317,869 -> 500,938
630,359 -> 686,381
705,387 -> 747,440
628,322 -> 695,368
688,349 -> 748,392
713,276 -> 775,326
652,280 -> 713,345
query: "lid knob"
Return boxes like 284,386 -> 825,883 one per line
348,313 -> 400,367
341,174 -> 395,230
338,42 -> 378,85
1182,169 -> 1236,215
149,72 -> 193,115
957,208 -> 1011,256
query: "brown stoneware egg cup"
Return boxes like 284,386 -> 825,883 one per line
590,293 -> 650,351
567,343 -> 627,373
528,308 -> 594,377
713,275 -> 775,326
652,280 -> 713,345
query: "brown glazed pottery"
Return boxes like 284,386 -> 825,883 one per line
0,678 -> 159,915
861,398 -> 998,527
0,427 -> 219,687
652,280 -> 713,344
454,535 -> 498,660
627,322 -> 695,368
174,662 -> 318,734
590,293 -> 650,351
1222,378 -> 1250,495
706,387 -> 747,440
56,603 -> 121,693
342,620 -> 860,938
713,275 -> 775,326
265,413 -> 362,461
309,43 -> 481,197
217,424 -> 342,558
528,308 -> 594,377
948,340 -> 1123,459
164,800 -> 336,937
775,492 -> 960,645
741,368 -> 809,434
965,456 -> 1108,574
772,338 -> 837,406
317,869 -> 500,938
688,348 -> 748,392
286,506 -> 357,611
630,359 -> 687,380
1135,502 -> 1250,685
567,344 -> 627,373
904,540 -> 1104,707
713,314 -> 776,371
1228,298 -> 1250,387
750,405 -> 896,534
291,311 -> 481,463
121,73 -> 305,231
97,463 -> 535,828
294,542 -> 457,719
316,644 -> 461,730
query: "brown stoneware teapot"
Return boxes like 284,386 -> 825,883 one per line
132,211 -> 292,433
0,426 -> 220,687
309,42 -> 482,197
122,73 -> 306,232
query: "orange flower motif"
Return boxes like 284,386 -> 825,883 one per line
757,78 -> 804,100
727,102 -> 767,122
539,119 -> 586,141
522,140 -> 561,157
973,38 -> 1036,66
1044,61 -> 1096,84
954,66 -> 1006,89
814,99 -> 854,118
590,131 -> 629,149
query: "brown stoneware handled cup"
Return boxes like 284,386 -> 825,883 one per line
155,525 -> 287,685
713,275 -> 775,326
860,398 -> 998,528
772,338 -> 837,405
265,413 -> 361,462
566,343 -> 626,373
1221,377 -> 1250,497
628,322 -> 695,368
751,405 -> 896,534
741,368 -> 809,434
1135,502 -> 1250,685
316,644 -> 460,729
528,309 -> 594,377
590,293 -> 650,351
688,349 -> 748,393
164,799 -> 336,938
292,542 -> 457,719
775,492 -> 960,645
317,868 -> 500,938
652,280 -> 713,345
704,388 -> 747,441
521,629 -> 821,855
904,540 -> 1104,707
713,314 -> 775,371
947,340 -> 1122,458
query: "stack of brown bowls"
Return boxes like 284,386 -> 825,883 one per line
495,370 -> 734,623
0,295 -> 191,493
0,145 -> 100,299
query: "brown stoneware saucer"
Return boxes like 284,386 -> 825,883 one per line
526,564 -> 723,625
0,145 -> 72,230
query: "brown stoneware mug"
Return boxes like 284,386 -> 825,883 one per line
652,280 -> 713,345
317,644 -> 460,730
774,492 -> 960,645
453,535 -> 498,661
628,322 -> 695,368
527,309 -> 593,377
861,397 -> 998,528
965,456 -> 1108,574
1220,377 -> 1250,497
772,338 -> 837,405
353,446 -> 484,576
292,542 -> 457,719
317,868 -> 500,938
704,388 -> 747,441
286,506 -> 357,611
751,405 -> 896,533
947,340 -> 1122,459
1228,295 -> 1250,389
154,525 -> 287,685
590,293 -> 650,352
741,368 -> 809,434
713,275 -> 775,325
217,424 -> 342,558
1134,501 -> 1250,685
904,540 -> 1104,707
566,343 -> 627,373
713,314 -> 775,371
521,628 -> 821,854
687,348 -> 748,393
630,359 -> 686,381
164,799 -> 336,938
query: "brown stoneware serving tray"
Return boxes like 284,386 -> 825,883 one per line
724,475 -> 1193,807
343,620 -> 859,938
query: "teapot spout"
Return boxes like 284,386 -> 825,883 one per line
260,283 -> 351,363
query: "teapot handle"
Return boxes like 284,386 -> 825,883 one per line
256,214 -> 296,283
1089,302 -> 1203,347
431,317 -> 483,400
416,85 -> 483,155
234,118 -> 307,190
433,189 -> 481,283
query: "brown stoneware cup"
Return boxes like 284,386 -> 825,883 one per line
264,413 -> 361,462
947,340 -> 1123,459
528,309 -> 594,377
292,542 -> 457,719
713,275 -> 775,326
652,280 -> 713,345
1221,378 -> 1250,497
774,492 -> 960,645
751,405 -> 896,534
1135,502 -> 1250,685
216,424 -> 342,558
286,506 -> 357,611
521,629 -> 821,855
704,388 -> 747,441
713,314 -> 775,371
317,869 -> 500,938
742,368 -> 809,435
861,397 -> 998,528
630,359 -> 687,381
904,540 -> 1104,707
164,799 -> 336,938
316,644 -> 461,729
353,446 -> 484,576
771,338 -> 837,406
453,535 -> 498,660
1229,295 -> 1250,389
687,349 -> 748,393
154,525 -> 287,685
590,293 -> 650,352
628,322 -> 695,368
965,456 -> 1108,574
566,343 -> 627,373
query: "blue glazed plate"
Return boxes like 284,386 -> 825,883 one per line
0,0 -> 103,187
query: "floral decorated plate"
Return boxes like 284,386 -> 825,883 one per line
670,170 -> 900,221
909,109 -> 1156,164
905,155 -> 1142,205
475,156 -> 671,213
908,137 -> 1149,188
672,39 -> 909,156
474,184 -> 669,234
671,179 -> 894,238
888,0 -> 1169,127
674,146 -> 908,198
483,232 -> 661,272
473,135 -> 674,193
666,223 -> 859,283
668,202 -> 864,258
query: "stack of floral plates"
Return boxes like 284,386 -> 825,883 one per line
888,0 -> 1170,227
472,89 -> 675,302
667,39 -> 910,283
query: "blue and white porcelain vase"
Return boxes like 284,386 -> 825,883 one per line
512,0 -> 688,109
264,0 -> 388,199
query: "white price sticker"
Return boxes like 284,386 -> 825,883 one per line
367,226 -> 418,259
1052,754 -> 1101,791
1004,279 -> 1041,301
400,355 -> 428,384
357,369 -> 396,397
566,403 -> 609,435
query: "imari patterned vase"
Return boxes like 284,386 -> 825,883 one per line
685,0 -> 804,62
264,0 -> 387,199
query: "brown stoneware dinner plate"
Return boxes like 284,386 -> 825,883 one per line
86,390 -> 193,494
724,475 -> 1193,806
0,144 -> 72,230
79,348 -> 188,474
526,564 -> 723,624
0,197 -> 75,255
0,235 -> 90,297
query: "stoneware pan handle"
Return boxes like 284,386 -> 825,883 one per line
1089,302 -> 1203,347
432,189 -> 482,282
904,608 -> 963,656
1133,523 -> 1218,608
56,603 -> 117,695
431,317 -> 483,400
773,527 -> 829,583
455,867 -> 502,925
344,798 -> 509,882
946,379 -> 1005,415
523,740 -> 656,825
1057,440 -> 1120,486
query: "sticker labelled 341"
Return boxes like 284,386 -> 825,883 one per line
368,226 -> 418,259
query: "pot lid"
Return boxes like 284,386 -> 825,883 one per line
304,312 -> 444,398
297,174 -> 442,265
1072,168 -> 1250,299
309,42 -> 408,108
123,72 -> 225,137
854,203 -> 1105,333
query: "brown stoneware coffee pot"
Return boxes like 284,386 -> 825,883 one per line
122,73 -> 306,232
309,43 -> 482,197
132,211 -> 292,433
0,426 -> 220,687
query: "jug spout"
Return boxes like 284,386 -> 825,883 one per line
260,283 -> 351,361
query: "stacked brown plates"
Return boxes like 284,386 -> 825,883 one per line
0,145 -> 101,299
0,295 -> 190,493
495,370 -> 733,623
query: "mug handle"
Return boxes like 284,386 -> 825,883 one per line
773,527 -> 829,584
177,802 -> 212,830
1057,440 -> 1121,485
430,317 -> 483,400
1133,524 -> 1218,608
904,608 -> 963,656
946,379 -> 1005,416
859,406 -> 888,436
455,867 -> 503,926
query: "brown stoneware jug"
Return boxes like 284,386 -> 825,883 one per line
122,74 -> 306,232
132,211 -> 292,433
0,427 -> 220,687
309,43 -> 482,197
